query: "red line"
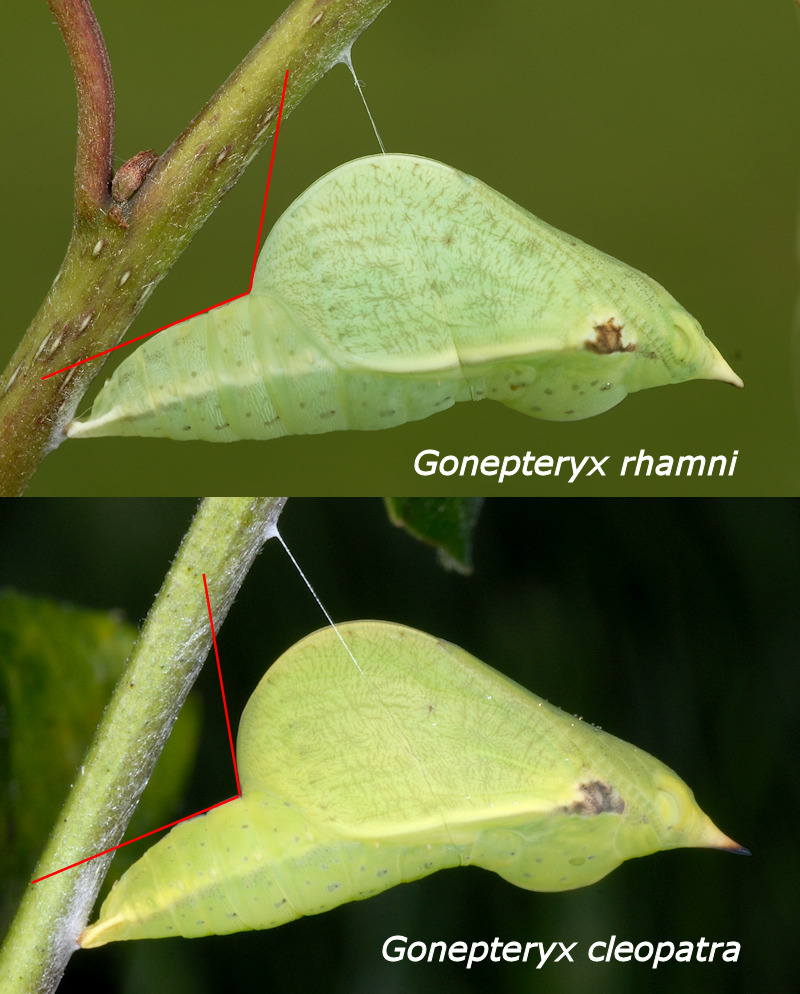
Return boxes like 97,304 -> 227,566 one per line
41,68 -> 291,381
203,573 -> 241,796
30,797 -> 239,884
31,574 -> 242,885
248,69 -> 290,291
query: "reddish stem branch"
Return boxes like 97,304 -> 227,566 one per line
47,0 -> 115,218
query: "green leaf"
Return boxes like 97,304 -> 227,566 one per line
384,497 -> 484,574
0,591 -> 199,930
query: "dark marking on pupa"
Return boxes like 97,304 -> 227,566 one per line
561,781 -> 625,816
585,319 -> 636,355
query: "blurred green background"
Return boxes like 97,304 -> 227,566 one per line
2,0 -> 799,495
0,498 -> 796,992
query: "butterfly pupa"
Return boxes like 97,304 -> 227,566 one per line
67,155 -> 742,442
79,622 -> 746,948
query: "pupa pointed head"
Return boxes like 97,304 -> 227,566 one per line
641,766 -> 747,856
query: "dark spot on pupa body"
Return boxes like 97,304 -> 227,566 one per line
560,780 -> 625,816
585,319 -> 636,355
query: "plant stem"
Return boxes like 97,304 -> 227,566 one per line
0,497 -> 287,994
47,0 -> 115,219
0,0 -> 391,494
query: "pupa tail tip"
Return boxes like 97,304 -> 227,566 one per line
717,839 -> 751,856
706,348 -> 743,389
701,819 -> 750,856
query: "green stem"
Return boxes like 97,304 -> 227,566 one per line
0,0 -> 391,494
0,497 -> 287,994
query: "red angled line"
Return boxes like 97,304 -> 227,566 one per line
41,68 -> 291,382
40,295 -> 251,380
247,68 -> 290,290
29,797 -> 239,884
31,574 -> 242,885
203,572 -> 241,796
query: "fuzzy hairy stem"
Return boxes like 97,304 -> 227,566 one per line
0,0 -> 391,494
46,0 -> 115,218
0,497 -> 287,994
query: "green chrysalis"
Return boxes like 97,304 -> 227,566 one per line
79,622 -> 745,948
67,155 -> 742,442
